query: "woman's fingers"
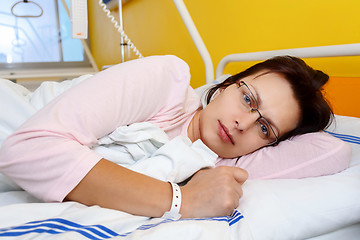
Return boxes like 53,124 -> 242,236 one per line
180,166 -> 248,218
233,167 -> 249,184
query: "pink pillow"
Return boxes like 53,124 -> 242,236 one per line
216,131 -> 351,179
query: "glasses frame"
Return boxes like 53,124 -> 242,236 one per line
236,81 -> 279,146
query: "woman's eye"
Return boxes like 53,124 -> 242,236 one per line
258,121 -> 269,137
242,94 -> 252,105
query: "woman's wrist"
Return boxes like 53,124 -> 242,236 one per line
177,185 -> 192,218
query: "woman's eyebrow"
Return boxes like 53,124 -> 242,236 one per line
250,83 -> 281,136
249,83 -> 262,106
265,114 -> 281,137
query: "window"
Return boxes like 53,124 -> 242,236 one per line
0,0 -> 96,80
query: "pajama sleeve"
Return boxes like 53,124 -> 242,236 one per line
0,55 -> 191,202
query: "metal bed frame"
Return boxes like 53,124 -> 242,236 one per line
173,0 -> 360,84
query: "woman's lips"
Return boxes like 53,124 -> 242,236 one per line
218,121 -> 235,145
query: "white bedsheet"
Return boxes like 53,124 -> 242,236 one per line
0,199 -> 251,240
0,77 -> 359,239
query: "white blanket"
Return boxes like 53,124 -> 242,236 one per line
0,199 -> 250,240
94,122 -> 217,183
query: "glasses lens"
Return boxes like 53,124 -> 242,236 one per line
256,117 -> 278,145
239,82 -> 258,109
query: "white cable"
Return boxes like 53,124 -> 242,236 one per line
98,0 -> 143,58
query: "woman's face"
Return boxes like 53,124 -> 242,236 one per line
196,71 -> 300,158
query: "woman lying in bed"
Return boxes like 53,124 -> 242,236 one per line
0,55 -> 348,220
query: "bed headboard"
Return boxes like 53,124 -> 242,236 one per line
173,1 -> 359,118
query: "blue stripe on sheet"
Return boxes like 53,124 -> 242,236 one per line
116,210 -> 244,238
0,210 -> 244,239
0,218 -> 119,239
326,131 -> 360,145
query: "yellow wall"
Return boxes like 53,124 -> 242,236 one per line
88,0 -> 360,117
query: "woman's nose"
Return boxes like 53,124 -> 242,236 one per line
235,110 -> 260,131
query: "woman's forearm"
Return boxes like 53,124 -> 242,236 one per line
65,159 -> 248,218
65,159 -> 173,218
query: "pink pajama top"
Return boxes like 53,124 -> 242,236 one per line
0,55 -> 201,202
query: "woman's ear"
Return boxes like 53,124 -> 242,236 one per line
210,88 -> 221,102
215,87 -> 225,96
209,86 -> 226,102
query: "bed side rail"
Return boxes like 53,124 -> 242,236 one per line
215,43 -> 360,79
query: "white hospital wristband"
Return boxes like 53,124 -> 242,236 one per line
161,182 -> 182,220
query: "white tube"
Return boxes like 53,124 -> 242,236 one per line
215,43 -> 360,79
118,0 -> 125,62
173,0 -> 214,84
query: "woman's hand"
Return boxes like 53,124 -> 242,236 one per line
180,166 -> 248,218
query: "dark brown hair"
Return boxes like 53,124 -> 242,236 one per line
206,55 -> 333,142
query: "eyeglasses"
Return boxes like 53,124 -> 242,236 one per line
236,81 -> 279,146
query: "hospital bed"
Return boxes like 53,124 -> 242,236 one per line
0,1 -> 359,239
0,49 -> 359,239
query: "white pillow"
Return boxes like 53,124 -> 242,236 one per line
237,115 -> 360,239
326,115 -> 360,166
